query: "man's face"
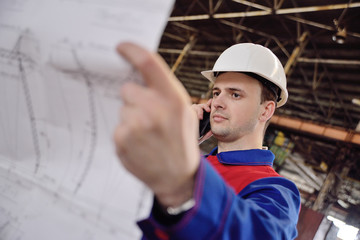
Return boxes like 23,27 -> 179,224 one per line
210,72 -> 263,142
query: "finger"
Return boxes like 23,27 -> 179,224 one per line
120,83 -> 166,126
192,104 -> 204,119
203,104 -> 211,113
120,103 -> 153,130
198,103 -> 211,116
115,105 -> 149,159
120,82 -> 153,107
114,124 -> 129,158
206,99 -> 212,110
121,82 -> 167,117
117,42 -> 190,103
114,124 -> 137,174
201,99 -> 212,113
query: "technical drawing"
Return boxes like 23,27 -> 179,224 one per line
0,0 -> 174,239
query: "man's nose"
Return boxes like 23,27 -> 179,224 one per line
212,94 -> 226,109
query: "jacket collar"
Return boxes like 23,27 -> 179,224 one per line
207,147 -> 275,166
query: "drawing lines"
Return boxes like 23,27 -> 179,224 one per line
71,49 -> 98,194
12,33 -> 41,174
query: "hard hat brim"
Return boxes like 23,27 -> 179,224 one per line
201,70 -> 216,82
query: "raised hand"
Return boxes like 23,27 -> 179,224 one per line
114,43 -> 200,207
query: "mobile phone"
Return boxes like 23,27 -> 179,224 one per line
199,111 -> 211,138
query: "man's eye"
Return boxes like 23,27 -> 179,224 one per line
232,93 -> 241,98
213,92 -> 220,97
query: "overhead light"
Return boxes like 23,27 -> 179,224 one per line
337,199 -> 350,209
332,19 -> 347,44
332,27 -> 347,44
352,98 -> 360,106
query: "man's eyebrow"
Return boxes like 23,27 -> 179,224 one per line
212,87 -> 246,95
212,86 -> 244,91
228,87 -> 245,93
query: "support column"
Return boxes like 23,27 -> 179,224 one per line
284,31 -> 308,76
171,34 -> 197,73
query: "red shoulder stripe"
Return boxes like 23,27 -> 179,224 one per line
207,155 -> 280,194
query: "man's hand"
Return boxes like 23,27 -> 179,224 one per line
192,99 -> 212,119
114,43 -> 200,208
192,99 -> 213,144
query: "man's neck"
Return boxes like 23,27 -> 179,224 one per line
217,136 -> 263,153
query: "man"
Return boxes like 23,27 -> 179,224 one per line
115,42 -> 300,239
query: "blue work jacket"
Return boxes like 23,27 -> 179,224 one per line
138,148 -> 301,239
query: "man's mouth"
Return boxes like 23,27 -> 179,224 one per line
212,113 -> 228,122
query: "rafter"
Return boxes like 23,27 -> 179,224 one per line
159,48 -> 360,66
162,32 -> 187,42
171,35 -> 197,73
232,0 -> 271,11
218,19 -> 290,57
298,57 -> 360,66
168,2 -> 360,21
170,22 -> 225,42
213,0 -> 224,13
284,32 -> 309,76
286,15 -> 360,39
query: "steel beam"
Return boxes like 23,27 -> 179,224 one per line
171,35 -> 197,73
232,0 -> 271,11
298,57 -> 360,66
169,2 -> 360,21
285,15 -> 360,39
219,19 -> 290,57
284,32 -> 308,76
160,48 -> 360,66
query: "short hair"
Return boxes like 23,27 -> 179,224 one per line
259,80 -> 277,105
242,72 -> 279,135
258,79 -> 278,134
242,72 -> 280,104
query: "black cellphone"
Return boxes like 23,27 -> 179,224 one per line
199,111 -> 211,138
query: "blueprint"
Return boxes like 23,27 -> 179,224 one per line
0,0 -> 174,239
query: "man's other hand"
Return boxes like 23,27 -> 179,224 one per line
114,43 -> 200,208
192,99 -> 213,143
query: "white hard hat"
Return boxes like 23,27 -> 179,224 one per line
201,43 -> 288,107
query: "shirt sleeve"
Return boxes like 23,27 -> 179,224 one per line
137,156 -> 301,240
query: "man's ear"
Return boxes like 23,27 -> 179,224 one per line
259,101 -> 276,123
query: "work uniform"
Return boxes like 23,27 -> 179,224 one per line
138,148 -> 301,240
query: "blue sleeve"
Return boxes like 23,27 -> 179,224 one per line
137,157 -> 301,240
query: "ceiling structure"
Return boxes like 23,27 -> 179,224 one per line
157,0 -> 360,225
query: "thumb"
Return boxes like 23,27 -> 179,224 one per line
117,42 -> 190,104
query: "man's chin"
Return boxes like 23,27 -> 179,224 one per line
211,129 -> 230,140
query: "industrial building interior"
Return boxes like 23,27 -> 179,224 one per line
156,1 -> 360,239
